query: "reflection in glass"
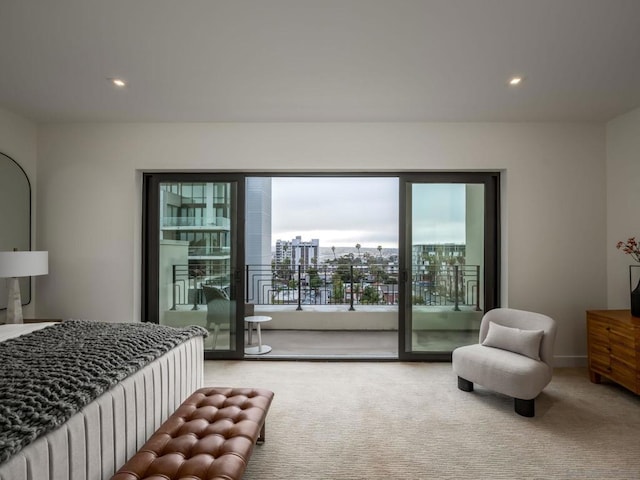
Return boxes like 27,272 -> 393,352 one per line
157,182 -> 235,351
409,183 -> 484,353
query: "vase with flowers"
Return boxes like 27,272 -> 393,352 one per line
616,237 -> 640,317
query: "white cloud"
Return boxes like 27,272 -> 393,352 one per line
272,177 -> 399,247
271,177 -> 468,247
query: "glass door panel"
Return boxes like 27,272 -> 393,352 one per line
143,174 -> 244,359
400,175 -> 499,359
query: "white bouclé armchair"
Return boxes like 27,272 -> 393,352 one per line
452,308 -> 557,417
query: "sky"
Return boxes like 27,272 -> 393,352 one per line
411,183 -> 466,245
271,178 -> 466,248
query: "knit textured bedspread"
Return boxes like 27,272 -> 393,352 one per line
0,320 -> 208,464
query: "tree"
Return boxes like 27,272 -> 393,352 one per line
332,275 -> 345,303
368,262 -> 388,283
361,285 -> 381,304
331,245 -> 336,260
355,243 -> 361,259
377,245 -> 382,258
335,255 -> 353,283
334,254 -> 365,284
307,267 -> 322,290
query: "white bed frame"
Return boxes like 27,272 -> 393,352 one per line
0,334 -> 204,480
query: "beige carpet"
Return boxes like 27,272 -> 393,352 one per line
203,362 -> 640,479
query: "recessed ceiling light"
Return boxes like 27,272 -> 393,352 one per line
508,76 -> 523,86
109,78 -> 127,88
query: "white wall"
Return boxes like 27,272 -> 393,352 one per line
0,107 -> 38,322
606,107 -> 640,307
35,122 -> 606,364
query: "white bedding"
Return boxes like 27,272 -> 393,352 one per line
0,321 -> 56,342
0,322 -> 204,480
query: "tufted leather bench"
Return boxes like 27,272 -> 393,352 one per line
111,387 -> 274,480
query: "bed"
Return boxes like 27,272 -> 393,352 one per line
0,320 -> 206,480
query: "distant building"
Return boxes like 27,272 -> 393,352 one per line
245,178 -> 272,268
412,243 -> 465,266
275,239 -> 292,265
245,178 -> 272,302
276,236 -> 319,268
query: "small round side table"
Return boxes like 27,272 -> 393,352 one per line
244,315 -> 272,355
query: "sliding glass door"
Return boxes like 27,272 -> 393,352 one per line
142,171 -> 498,360
399,173 -> 499,360
143,173 -> 245,359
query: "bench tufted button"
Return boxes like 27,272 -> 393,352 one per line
111,387 -> 274,480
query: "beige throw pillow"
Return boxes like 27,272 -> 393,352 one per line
482,321 -> 544,360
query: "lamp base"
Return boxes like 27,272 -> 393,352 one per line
6,277 -> 23,324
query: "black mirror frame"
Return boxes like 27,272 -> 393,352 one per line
0,151 -> 32,308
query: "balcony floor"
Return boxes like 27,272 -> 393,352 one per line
243,329 -> 478,359
163,305 -> 480,359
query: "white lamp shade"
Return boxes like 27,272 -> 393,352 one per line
0,251 -> 48,278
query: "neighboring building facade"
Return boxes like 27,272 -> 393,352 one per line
412,243 -> 466,266
245,178 -> 273,303
160,182 -> 233,288
276,236 -> 320,268
245,177 -> 272,268
275,239 -> 292,265
159,179 -> 272,299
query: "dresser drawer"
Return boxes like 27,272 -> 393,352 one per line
587,310 -> 640,395
610,325 -> 636,345
610,358 -> 638,391
588,340 -> 611,365
587,318 -> 610,340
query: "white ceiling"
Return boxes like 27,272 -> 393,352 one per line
1,0 -> 639,123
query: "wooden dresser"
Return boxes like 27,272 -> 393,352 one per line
586,310 -> 640,395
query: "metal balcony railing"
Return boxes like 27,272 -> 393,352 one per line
170,262 -> 481,312
169,263 -> 232,310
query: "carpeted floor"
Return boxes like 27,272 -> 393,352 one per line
204,361 -> 640,480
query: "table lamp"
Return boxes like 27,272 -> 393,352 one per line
0,250 -> 48,324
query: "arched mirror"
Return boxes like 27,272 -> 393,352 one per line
0,151 -> 31,309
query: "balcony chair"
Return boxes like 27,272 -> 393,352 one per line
202,285 -> 232,349
452,308 -> 557,417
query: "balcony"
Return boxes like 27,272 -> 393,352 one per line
161,262 -> 483,357
169,262 -> 481,311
